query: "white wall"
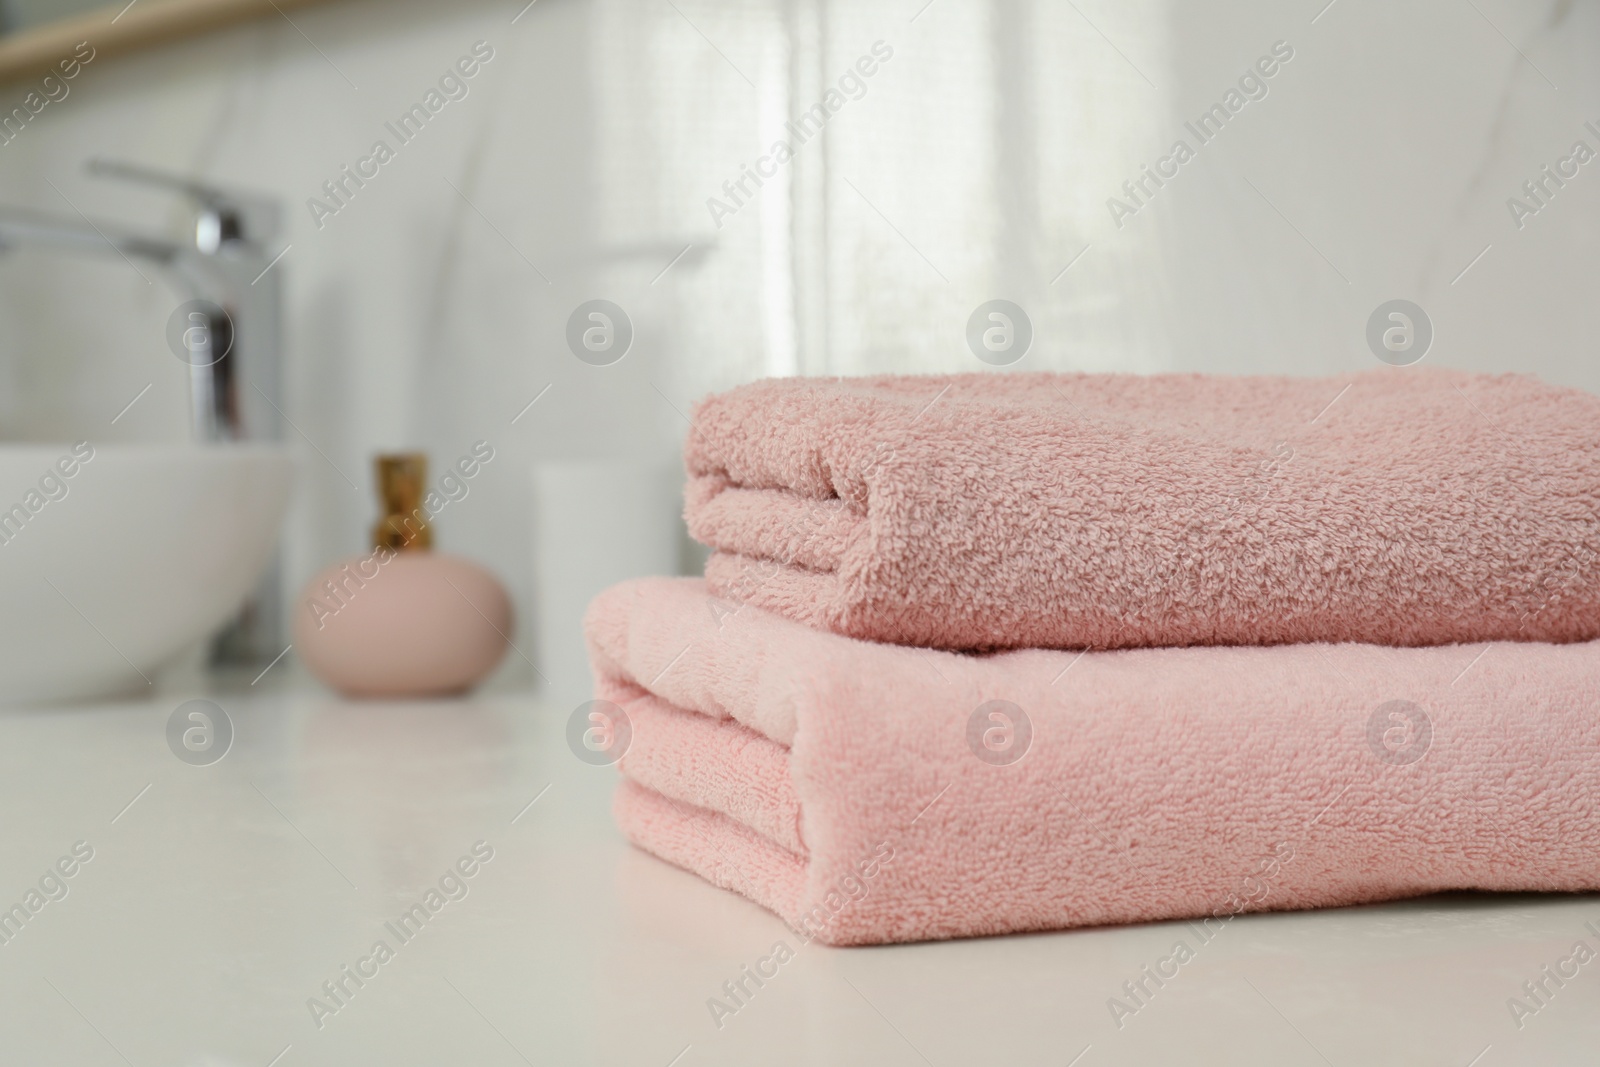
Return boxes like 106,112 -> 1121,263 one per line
1152,0 -> 1600,390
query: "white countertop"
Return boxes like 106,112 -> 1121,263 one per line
2,690 -> 1597,1066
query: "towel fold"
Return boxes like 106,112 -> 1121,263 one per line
686,369 -> 1600,651
588,576 -> 1600,946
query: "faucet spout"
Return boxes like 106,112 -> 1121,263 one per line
0,204 -> 185,265
0,163 -> 284,446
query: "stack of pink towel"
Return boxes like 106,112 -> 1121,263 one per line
585,368 -> 1600,946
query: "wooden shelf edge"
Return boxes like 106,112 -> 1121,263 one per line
0,0 -> 339,87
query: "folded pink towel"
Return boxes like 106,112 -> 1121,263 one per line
686,368 -> 1600,651
588,576 -> 1600,946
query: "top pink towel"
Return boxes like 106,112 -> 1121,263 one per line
686,368 -> 1600,651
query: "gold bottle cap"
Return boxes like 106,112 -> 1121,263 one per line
373,453 -> 433,551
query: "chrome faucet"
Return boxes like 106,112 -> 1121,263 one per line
0,158 -> 285,442
0,158 -> 286,662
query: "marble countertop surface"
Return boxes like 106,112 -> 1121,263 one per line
1,689 -> 1596,1066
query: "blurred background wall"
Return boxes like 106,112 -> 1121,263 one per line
0,0 -> 1593,692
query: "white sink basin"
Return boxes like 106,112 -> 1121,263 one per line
0,444 -> 292,704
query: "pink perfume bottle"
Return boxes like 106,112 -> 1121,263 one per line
294,453 -> 512,698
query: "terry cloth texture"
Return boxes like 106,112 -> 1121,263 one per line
588,577 -> 1600,946
685,369 -> 1600,651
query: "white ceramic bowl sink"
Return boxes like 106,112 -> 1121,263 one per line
0,444 -> 292,705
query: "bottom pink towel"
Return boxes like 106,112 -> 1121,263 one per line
586,578 -> 1600,946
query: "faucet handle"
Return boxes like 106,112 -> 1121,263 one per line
86,157 -> 281,249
